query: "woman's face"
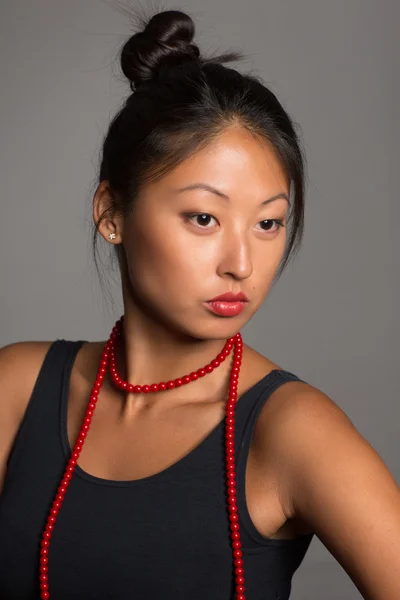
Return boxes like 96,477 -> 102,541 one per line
120,126 -> 290,340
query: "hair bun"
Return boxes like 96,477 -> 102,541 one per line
120,10 -> 201,91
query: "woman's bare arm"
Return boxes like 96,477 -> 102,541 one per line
260,382 -> 400,600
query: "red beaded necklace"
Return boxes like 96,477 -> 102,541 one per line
38,316 -> 246,599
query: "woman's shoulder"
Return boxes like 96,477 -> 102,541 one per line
0,341 -> 61,439
0,340 -> 56,402
0,340 -> 56,494
0,339 -> 106,398
244,342 -> 347,450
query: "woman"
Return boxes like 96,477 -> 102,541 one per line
0,8 -> 399,600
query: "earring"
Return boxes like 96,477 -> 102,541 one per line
108,233 -> 116,241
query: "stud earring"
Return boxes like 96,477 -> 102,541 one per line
108,233 -> 116,241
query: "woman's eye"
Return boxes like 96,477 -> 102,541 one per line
184,213 -> 217,228
255,219 -> 286,233
183,213 -> 286,233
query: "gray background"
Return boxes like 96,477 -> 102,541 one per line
0,1 -> 398,597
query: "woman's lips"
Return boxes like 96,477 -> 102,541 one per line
204,300 -> 247,317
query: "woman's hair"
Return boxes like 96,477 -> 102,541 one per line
93,8 -> 306,284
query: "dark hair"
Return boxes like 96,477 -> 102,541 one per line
93,8 -> 306,285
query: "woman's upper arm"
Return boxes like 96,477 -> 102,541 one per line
262,383 -> 400,600
0,341 -> 52,495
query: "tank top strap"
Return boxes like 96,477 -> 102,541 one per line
234,368 -> 306,546
5,339 -> 87,480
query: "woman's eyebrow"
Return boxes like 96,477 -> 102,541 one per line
174,182 -> 289,206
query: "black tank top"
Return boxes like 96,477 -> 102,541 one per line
0,340 -> 314,599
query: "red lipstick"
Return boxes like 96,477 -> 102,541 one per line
208,291 -> 249,303
205,291 -> 248,317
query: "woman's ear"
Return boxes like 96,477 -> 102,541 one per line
93,180 -> 123,244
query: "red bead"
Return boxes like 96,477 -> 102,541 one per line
158,382 -> 167,391
197,368 -> 206,377
174,378 -> 183,387
167,381 -> 175,389
205,365 -> 213,373
142,385 -> 151,393
189,372 -> 199,380
150,384 -> 159,392
133,385 -> 142,393
182,376 -> 191,384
